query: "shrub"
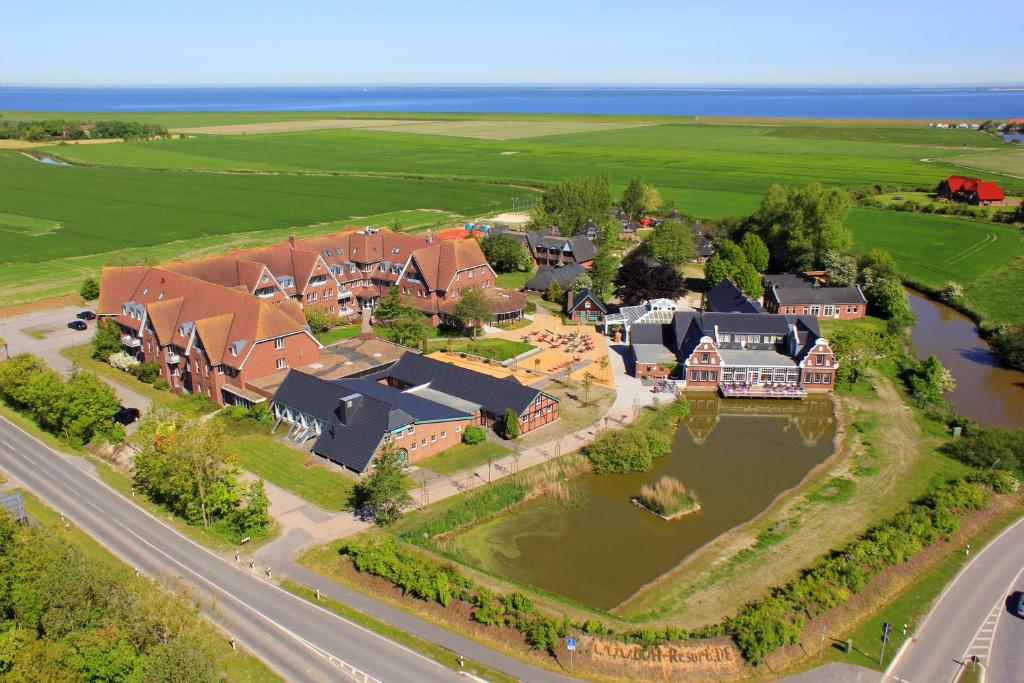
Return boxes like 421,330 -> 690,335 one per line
79,276 -> 100,300
108,351 -> 140,372
584,424 -> 667,474
401,481 -> 525,542
152,379 -> 170,391
134,362 -> 161,384
501,408 -> 520,440
461,425 -> 486,445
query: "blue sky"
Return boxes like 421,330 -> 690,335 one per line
4,0 -> 1021,86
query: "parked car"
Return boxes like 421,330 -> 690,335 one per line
114,407 -> 141,425
1016,591 -> 1024,618
76,310 -> 96,320
67,320 -> 88,331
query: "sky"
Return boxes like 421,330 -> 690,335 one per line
3,0 -> 1022,86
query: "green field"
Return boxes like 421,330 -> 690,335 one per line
413,440 -> 513,476
4,112 -> 1023,326
427,337 -> 534,361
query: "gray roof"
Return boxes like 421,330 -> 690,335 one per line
705,279 -> 763,314
630,323 -> 669,345
404,385 -> 481,414
386,352 -> 555,417
768,284 -> 867,306
633,344 -> 677,365
523,263 -> 587,292
718,348 -> 798,368
525,230 -> 597,263
567,289 -> 607,314
764,273 -> 817,289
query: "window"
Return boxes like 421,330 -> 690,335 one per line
307,292 -> 318,303
440,431 -> 447,439
431,434 -> 437,443
274,337 -> 284,350
455,425 -> 462,433
411,442 -> 417,451
276,358 -> 287,370
395,429 -> 403,439
815,354 -> 824,366
408,426 -> 415,435
824,305 -> 834,316
467,269 -> 473,278
690,370 -> 699,382
700,352 -> 710,363
811,305 -> 821,316
546,405 -> 553,413
823,374 -> 832,384
383,434 -> 391,443
534,410 -> 541,418
709,372 -> 718,382
699,371 -> 709,382
420,438 -> 427,446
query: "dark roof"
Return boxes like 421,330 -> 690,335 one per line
386,352 -> 553,417
705,279 -> 763,314
764,272 -> 817,289
630,323 -> 669,345
701,311 -> 797,335
695,237 -> 715,257
567,289 -> 607,314
523,263 -> 587,291
272,370 -> 470,472
575,219 -> 604,238
524,231 -> 597,263
768,284 -> 867,306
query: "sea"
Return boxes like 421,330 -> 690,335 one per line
2,86 -> 1023,119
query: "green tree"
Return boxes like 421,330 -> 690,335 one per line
861,273 -> 911,322
620,176 -> 649,222
732,262 -> 764,299
581,372 -> 595,405
907,354 -> 956,406
569,272 -> 594,297
829,326 -> 892,385
858,248 -> 899,281
543,281 -> 563,304
531,175 -> 612,236
502,408 -> 521,440
703,254 -> 731,289
588,245 -> 619,297
60,370 -> 121,446
750,183 -> 853,270
480,234 -> 532,272
453,289 -> 493,337
823,251 -> 859,286
351,443 -> 413,525
92,319 -> 123,361
381,309 -> 430,348
374,285 -> 405,322
990,323 -> 1024,371
645,220 -> 696,270
235,479 -> 270,535
739,232 -> 770,272
79,277 -> 100,301
304,307 -> 332,334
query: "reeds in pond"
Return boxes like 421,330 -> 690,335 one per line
637,475 -> 699,517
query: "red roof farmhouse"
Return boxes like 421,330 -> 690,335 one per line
937,175 -> 1006,205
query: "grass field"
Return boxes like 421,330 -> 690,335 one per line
944,147 -> 1024,177
413,440 -> 513,476
229,434 -> 356,511
315,323 -> 362,346
426,337 -> 534,361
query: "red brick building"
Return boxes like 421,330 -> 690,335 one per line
763,273 -> 867,320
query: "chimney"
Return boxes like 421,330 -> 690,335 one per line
288,235 -> 296,249
338,393 -> 362,425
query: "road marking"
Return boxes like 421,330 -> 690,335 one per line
0,439 -> 13,449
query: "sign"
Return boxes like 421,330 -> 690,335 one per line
566,637 -> 576,651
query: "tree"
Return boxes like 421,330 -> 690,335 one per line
60,370 -> 121,446
502,408 -> 521,440
352,443 -> 413,525
461,425 -> 486,445
645,220 -> 696,270
569,272 -> 593,297
235,479 -> 270,535
531,176 -> 612,236
620,176 -> 647,222
703,254 -> 731,290
829,326 -> 892,385
702,240 -> 762,297
480,234 -> 532,273
304,307 -> 332,334
581,372 -> 596,405
749,183 -> 853,270
739,232 -> 770,272
374,285 -> 406,323
941,281 -> 964,302
823,251 -> 859,286
453,289 -> 493,337
858,248 -> 899,281
381,309 -> 430,348
907,354 -> 956,406
614,251 -> 686,306
861,272 -> 911,322
79,277 -> 100,301
990,323 -> 1024,371
588,245 -> 619,297
92,319 -> 123,361
543,281 -> 563,304
943,427 -> 1024,474
732,262 -> 764,299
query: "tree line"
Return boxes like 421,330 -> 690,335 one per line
0,118 -> 169,141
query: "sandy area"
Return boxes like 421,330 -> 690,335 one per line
169,118 -> 441,135
488,211 -> 531,225
0,140 -> 50,149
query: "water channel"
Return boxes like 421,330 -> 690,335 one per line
907,290 -> 1024,429
449,395 -> 836,610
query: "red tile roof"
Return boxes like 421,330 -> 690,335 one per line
975,181 -> 1005,202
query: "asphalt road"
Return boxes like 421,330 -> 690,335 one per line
0,415 -> 465,683
888,515 -> 1024,683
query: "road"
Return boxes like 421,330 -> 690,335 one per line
0,415 -> 575,683
888,515 -> 1024,683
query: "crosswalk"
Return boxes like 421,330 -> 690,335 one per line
964,601 -> 1002,665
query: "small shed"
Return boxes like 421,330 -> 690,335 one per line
567,289 -> 607,324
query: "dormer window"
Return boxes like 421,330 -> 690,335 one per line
142,287 -> 149,296
391,247 -> 400,255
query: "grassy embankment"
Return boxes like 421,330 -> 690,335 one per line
0,486 -> 283,682
414,440 -> 513,477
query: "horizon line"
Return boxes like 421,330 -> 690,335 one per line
2,82 -> 1024,90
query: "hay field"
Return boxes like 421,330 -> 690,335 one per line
363,119 -> 654,140
943,148 -> 1024,178
171,118 -> 441,135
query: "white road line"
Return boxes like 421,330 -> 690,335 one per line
0,439 -> 13,449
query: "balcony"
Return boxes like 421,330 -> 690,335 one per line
121,334 -> 141,348
165,351 -> 181,364
719,383 -> 807,399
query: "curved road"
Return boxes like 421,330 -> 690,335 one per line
0,415 -> 574,683
888,515 -> 1024,683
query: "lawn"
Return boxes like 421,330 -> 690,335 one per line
427,337 -> 535,361
494,268 -> 535,290
60,343 -> 216,418
229,434 -> 356,511
314,323 -> 362,346
513,381 -> 615,449
413,440 -> 513,476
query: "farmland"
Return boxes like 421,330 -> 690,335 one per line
2,112 -> 1022,325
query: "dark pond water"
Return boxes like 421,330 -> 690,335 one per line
449,395 -> 836,609
1003,133 -> 1024,143
907,290 -> 1024,428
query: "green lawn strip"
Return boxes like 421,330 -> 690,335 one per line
10,487 -> 282,683
229,434 -> 354,511
414,441 -> 514,476
426,338 -> 535,361
60,343 -> 216,417
279,579 -> 519,683
0,401 -> 86,454
88,455 -> 281,552
820,505 -> 1024,671
494,269 -> 534,290
315,323 -> 363,346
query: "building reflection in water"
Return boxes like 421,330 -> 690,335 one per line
682,393 -> 835,446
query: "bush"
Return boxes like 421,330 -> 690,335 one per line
133,362 -> 161,384
401,481 -> 525,542
79,277 -> 100,300
108,351 -> 140,372
461,425 -> 486,445
584,424 -> 668,474
152,379 -> 170,391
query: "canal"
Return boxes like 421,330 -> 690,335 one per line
907,290 -> 1024,429
447,395 -> 836,610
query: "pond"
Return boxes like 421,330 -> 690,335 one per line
907,290 -> 1024,428
448,395 -> 836,610
34,154 -> 70,166
1002,133 -> 1024,143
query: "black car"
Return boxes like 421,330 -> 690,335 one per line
1016,591 -> 1024,618
67,320 -> 88,331
114,407 -> 141,425
76,310 -> 96,320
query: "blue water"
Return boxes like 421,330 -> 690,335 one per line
2,86 -> 1023,118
